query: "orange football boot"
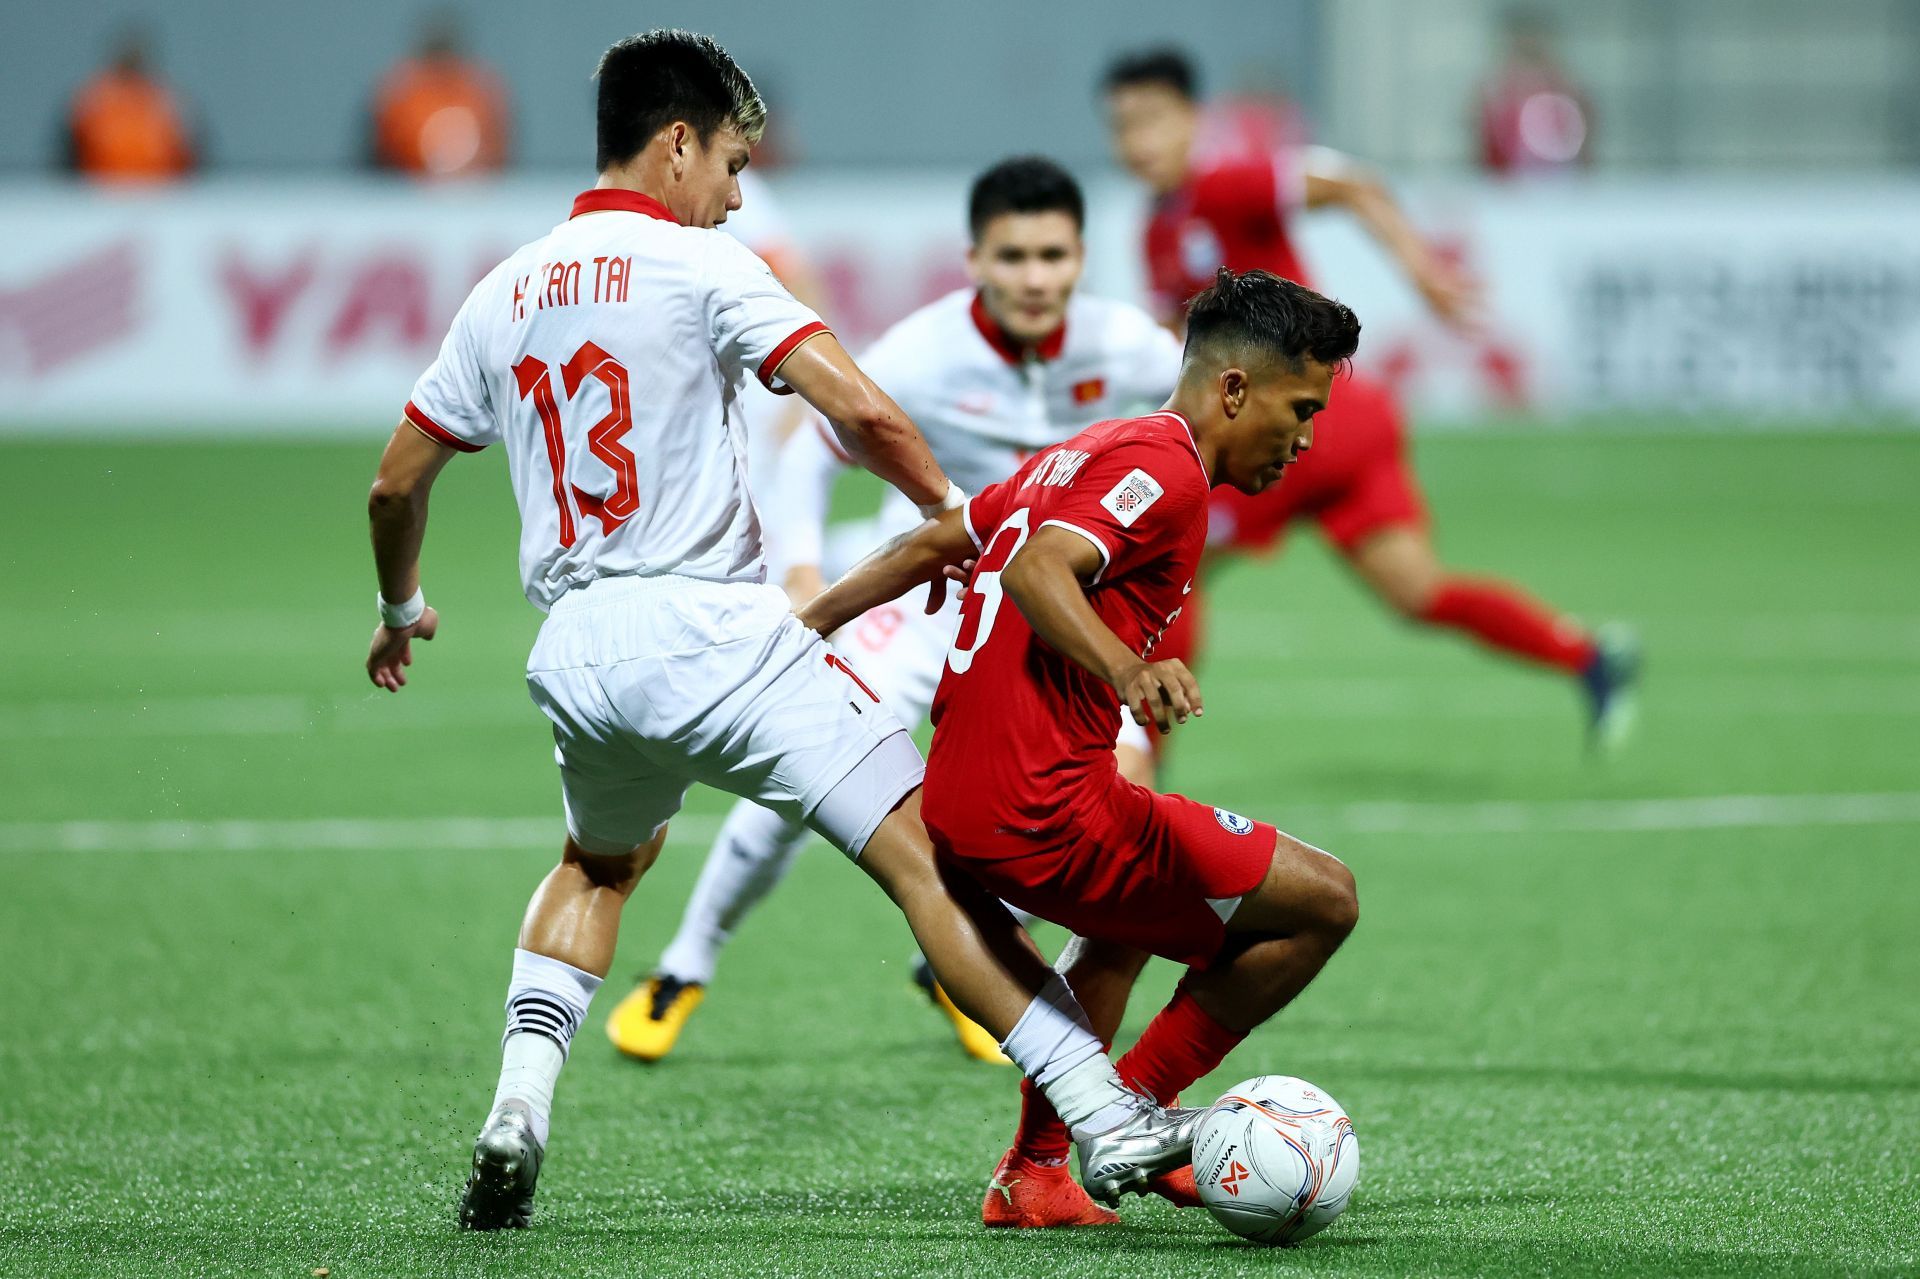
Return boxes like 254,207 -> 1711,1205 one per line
981,1149 -> 1120,1228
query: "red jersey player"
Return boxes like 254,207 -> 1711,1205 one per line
1103,48 -> 1638,746
798,269 -> 1364,1225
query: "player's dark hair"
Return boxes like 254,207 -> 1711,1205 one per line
1103,47 -> 1200,101
967,156 -> 1085,242
1183,268 -> 1361,373
594,29 -> 766,171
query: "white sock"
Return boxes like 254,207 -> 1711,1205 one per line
491,1032 -> 563,1148
656,800 -> 810,985
999,973 -> 1137,1138
491,948 -> 603,1148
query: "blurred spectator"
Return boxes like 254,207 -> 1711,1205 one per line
61,25 -> 199,183
368,13 -> 509,178
1476,8 -> 1592,174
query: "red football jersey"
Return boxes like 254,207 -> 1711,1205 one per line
1143,150 -> 1313,321
924,412 -> 1211,844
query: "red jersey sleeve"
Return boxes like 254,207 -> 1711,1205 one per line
1037,438 -> 1207,583
1193,150 -> 1306,235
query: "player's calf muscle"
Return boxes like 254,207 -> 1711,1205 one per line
859,815 -> 1048,1036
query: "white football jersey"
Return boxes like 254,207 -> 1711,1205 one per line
780,287 -> 1183,553
406,188 -> 827,610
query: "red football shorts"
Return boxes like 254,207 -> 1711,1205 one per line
929,777 -> 1276,969
1206,370 -> 1426,556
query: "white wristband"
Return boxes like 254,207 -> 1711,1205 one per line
916,481 -> 968,520
378,587 -> 426,629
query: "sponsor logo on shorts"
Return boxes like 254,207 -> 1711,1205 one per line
1214,807 -> 1254,835
1100,468 -> 1164,527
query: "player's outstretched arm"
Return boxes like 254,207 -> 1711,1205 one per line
771,334 -> 958,514
365,421 -> 457,691
1305,157 -> 1481,331
1001,527 -> 1202,734
796,508 -> 975,638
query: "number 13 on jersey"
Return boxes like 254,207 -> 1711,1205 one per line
514,340 -> 638,550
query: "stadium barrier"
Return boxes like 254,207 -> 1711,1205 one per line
2,174 -> 1917,433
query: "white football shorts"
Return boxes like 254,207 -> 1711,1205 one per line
825,586 -> 958,727
526,574 -> 922,859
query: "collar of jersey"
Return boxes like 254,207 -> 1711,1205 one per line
970,292 -> 1066,365
570,188 -> 679,223
1143,410 -> 1210,479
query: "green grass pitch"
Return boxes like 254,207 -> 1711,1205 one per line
1,429 -> 1916,1278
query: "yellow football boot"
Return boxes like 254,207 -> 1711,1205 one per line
606,974 -> 705,1062
913,957 -> 1012,1065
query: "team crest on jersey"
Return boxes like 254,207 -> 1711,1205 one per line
1100,468 -> 1164,527
1214,808 -> 1254,835
1072,377 -> 1106,405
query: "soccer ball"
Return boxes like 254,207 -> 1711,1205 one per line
1191,1075 -> 1359,1245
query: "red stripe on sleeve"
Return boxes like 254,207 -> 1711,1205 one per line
757,321 -> 831,393
404,401 -> 486,453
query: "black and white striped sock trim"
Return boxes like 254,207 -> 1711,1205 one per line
504,990 -> 586,1058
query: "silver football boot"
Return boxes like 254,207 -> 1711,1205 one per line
1075,1092 -> 1206,1206
457,1100 -> 544,1230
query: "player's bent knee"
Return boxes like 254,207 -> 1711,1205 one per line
1230,834 -> 1358,938
1319,858 -> 1360,940
1289,839 -> 1358,940
850,802 -> 943,906
562,834 -> 660,895
1373,571 -> 1436,620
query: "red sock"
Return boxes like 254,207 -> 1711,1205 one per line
1010,1076 -> 1072,1163
1115,987 -> 1246,1105
1418,577 -> 1596,673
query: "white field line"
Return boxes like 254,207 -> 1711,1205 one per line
1277,791 -> 1920,836
0,694 -> 535,739
4,794 -> 1920,855
0,814 -> 724,854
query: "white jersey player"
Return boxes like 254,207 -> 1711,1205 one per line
363,34 -> 1201,1233
605,156 -> 1188,1068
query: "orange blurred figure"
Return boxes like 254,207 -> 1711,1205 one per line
370,13 -> 509,178
64,26 -> 197,183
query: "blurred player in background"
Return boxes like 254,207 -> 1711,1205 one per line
1475,7 -> 1594,175
61,24 -> 199,183
725,167 -> 832,483
365,31 -> 1196,1229
367,11 -> 510,178
1104,48 -> 1637,746
605,156 -> 1186,1067
799,269 -> 1365,1227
